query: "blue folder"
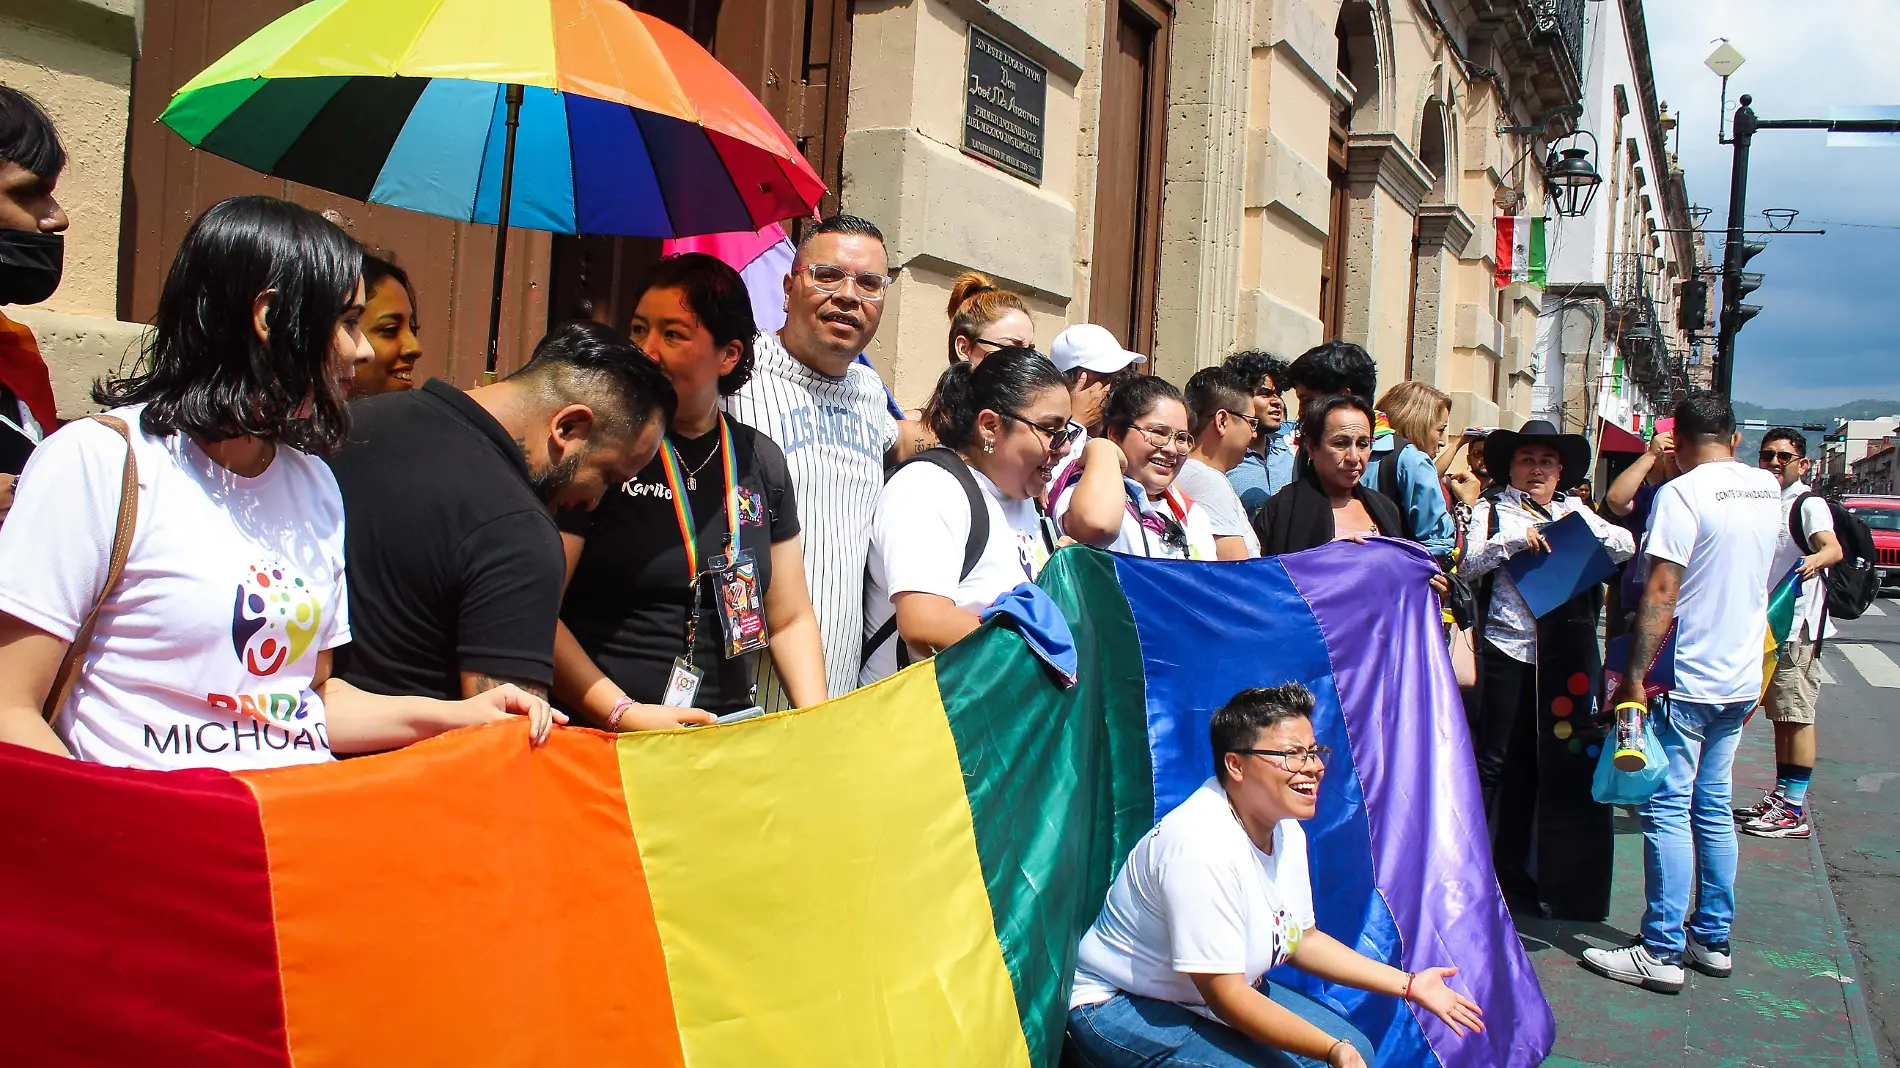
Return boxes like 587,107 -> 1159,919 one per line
1504,510 -> 1619,617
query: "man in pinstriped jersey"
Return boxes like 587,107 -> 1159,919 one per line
723,215 -> 916,699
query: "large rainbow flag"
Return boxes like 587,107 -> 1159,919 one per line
0,541 -> 1550,1067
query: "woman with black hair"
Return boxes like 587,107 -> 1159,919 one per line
860,347 -> 1076,684
1055,375 -> 1217,560
0,195 -> 560,770
350,254 -> 422,396
556,252 -> 825,726
1253,394 -> 1406,555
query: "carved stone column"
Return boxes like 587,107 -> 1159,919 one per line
1340,132 -> 1432,386
1408,203 -> 1474,387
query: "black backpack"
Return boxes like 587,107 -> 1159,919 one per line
1792,491 -> 1879,624
861,448 -> 989,671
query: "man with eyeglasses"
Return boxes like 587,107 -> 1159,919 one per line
1175,367 -> 1262,559
1734,428 -> 1843,840
723,214 -> 909,698
1221,350 -> 1294,520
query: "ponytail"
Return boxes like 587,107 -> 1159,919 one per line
925,347 -> 1067,450
946,271 -> 1031,365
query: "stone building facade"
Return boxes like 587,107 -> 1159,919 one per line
9,0 -> 1609,439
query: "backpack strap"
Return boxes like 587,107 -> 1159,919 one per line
861,447 -> 989,670
43,414 -> 139,723
1375,434 -> 1416,539
1789,490 -> 1817,550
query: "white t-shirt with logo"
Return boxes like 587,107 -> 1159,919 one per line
1071,778 -> 1315,1014
1645,459 -> 1782,704
0,406 -> 348,770
1772,480 -> 1838,641
861,460 -> 1047,684
1173,457 -> 1260,557
725,332 -> 898,697
1054,477 -> 1218,560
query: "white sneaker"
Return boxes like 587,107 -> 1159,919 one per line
1686,938 -> 1733,978
1582,943 -> 1684,994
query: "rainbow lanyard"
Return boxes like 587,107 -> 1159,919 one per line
657,414 -> 741,584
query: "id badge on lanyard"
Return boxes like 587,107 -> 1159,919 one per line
657,417 -> 767,706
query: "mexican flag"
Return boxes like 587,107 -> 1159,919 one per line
1495,215 -> 1547,287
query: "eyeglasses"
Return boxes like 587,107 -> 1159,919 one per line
1759,450 -> 1803,465
972,337 -> 1040,356
1232,746 -> 1332,770
1003,412 -> 1084,450
1222,409 -> 1262,433
1132,422 -> 1195,451
798,263 -> 892,301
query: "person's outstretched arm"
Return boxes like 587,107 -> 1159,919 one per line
1606,432 -> 1671,516
1189,972 -> 1367,1068
1288,929 -> 1484,1036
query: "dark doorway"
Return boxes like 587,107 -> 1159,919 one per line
1090,0 -> 1171,358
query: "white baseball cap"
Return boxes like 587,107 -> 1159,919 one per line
1048,323 -> 1148,375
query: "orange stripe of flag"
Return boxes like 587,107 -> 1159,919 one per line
239,724 -> 685,1067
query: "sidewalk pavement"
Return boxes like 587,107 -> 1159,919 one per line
1514,719 -> 1883,1067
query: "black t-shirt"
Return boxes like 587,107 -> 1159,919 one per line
559,419 -> 799,713
326,379 -> 564,700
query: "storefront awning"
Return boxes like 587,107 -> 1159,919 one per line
1597,418 -> 1648,454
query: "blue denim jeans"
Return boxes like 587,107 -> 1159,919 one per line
1065,983 -> 1377,1068
1636,696 -> 1753,959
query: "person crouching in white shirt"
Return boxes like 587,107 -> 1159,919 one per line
861,348 -> 1078,683
1056,376 -> 1217,560
1457,420 -> 1633,920
0,195 -> 560,772
1067,684 -> 1484,1068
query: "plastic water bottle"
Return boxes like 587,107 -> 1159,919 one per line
1612,701 -> 1649,773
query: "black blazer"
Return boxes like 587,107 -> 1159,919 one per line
1253,470 -> 1406,556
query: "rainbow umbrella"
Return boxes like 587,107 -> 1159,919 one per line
158,0 -> 826,372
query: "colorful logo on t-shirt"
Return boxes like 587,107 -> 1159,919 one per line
736,485 -> 765,527
231,562 -> 322,677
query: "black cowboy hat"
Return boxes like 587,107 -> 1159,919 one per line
1483,419 -> 1591,490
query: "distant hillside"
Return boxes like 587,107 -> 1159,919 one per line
1730,399 -> 1900,463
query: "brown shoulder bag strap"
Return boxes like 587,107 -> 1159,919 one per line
42,414 -> 139,722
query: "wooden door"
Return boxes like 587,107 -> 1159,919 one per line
121,0 -> 553,386
1318,102 -> 1350,342
547,0 -> 855,329
1089,0 -> 1171,357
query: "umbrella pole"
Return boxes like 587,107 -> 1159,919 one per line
484,83 -> 525,383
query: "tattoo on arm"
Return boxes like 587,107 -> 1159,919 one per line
1624,599 -> 1672,677
467,674 -> 549,700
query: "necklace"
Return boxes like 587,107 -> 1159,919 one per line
676,433 -> 722,491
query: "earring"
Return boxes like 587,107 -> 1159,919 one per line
983,438 -> 995,454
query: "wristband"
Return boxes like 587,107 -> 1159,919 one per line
606,696 -> 633,731
1327,1039 -> 1350,1066
1403,971 -> 1416,1000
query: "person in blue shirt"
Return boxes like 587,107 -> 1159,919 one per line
1221,350 -> 1293,521
1284,341 -> 1455,560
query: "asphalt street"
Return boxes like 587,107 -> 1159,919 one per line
1801,593 -> 1900,1066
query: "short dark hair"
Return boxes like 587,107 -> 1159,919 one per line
507,321 -> 677,439
0,85 -> 65,181
95,195 -> 362,454
795,214 -> 884,260
1673,390 -> 1735,444
1287,340 -> 1377,399
1210,684 -> 1316,780
1763,427 -> 1807,458
924,347 -> 1068,450
1297,392 -> 1376,446
632,251 -> 757,395
1223,349 -> 1286,395
1183,366 -> 1251,437
1101,375 -> 1185,439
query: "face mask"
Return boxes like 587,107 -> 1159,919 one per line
0,229 -> 64,306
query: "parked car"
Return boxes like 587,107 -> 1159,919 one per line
1843,496 -> 1900,589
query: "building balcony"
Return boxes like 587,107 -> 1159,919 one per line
1466,0 -> 1586,116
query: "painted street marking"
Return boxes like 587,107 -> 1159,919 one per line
1861,601 -> 1887,617
1856,772 -> 1899,794
1815,659 -> 1836,685
1838,643 -> 1900,688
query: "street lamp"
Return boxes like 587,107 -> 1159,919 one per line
1544,132 -> 1603,217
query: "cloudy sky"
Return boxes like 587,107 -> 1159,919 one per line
1640,0 -> 1900,407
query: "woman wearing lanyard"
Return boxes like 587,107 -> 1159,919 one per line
555,253 -> 826,727
1054,376 -> 1217,560
1458,420 -> 1632,920
860,348 -> 1076,685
